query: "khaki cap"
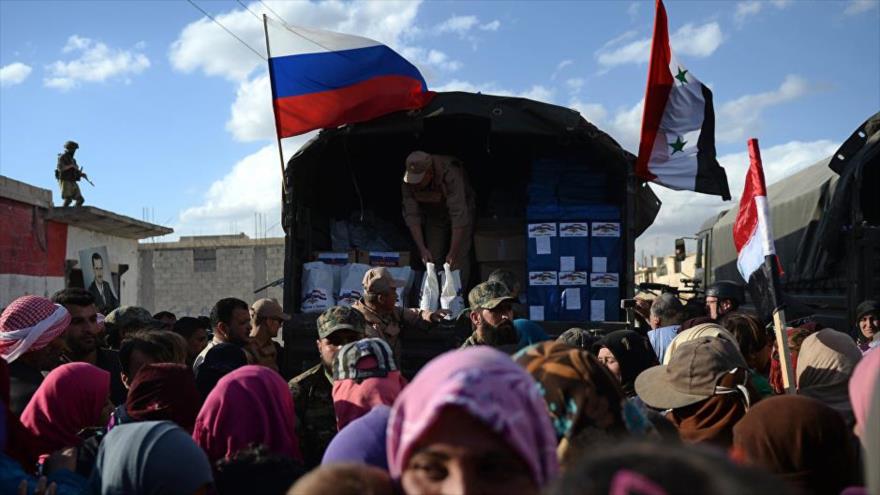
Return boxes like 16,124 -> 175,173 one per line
362,267 -> 404,295
634,336 -> 748,410
252,298 -> 290,321
403,151 -> 432,184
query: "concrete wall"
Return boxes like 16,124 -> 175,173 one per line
139,238 -> 285,316
66,226 -> 140,307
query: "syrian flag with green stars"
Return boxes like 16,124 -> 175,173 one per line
636,0 -> 731,200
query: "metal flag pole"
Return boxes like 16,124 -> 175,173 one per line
262,14 -> 287,204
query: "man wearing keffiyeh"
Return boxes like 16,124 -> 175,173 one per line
0,295 -> 70,415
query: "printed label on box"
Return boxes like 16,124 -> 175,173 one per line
592,257 -> 607,273
367,251 -> 402,266
528,223 -> 557,237
530,305 -> 545,321
558,271 -> 588,286
590,273 -> 619,288
559,222 -> 589,237
536,236 -> 552,255
591,300 -> 606,321
564,288 -> 581,310
560,256 -> 575,272
592,222 -> 621,237
529,271 -> 558,286
317,252 -> 350,265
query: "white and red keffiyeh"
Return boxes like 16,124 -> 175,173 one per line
0,295 -> 70,363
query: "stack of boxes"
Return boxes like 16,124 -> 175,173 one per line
525,158 -> 622,322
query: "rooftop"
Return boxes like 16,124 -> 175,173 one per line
139,233 -> 284,250
47,206 -> 173,239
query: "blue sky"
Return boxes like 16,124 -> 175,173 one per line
1,0 -> 878,257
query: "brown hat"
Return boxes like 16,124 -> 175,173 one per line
252,298 -> 291,321
362,267 -> 404,295
403,151 -> 432,184
634,336 -> 748,410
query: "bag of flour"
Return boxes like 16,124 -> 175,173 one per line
337,263 -> 371,307
301,261 -> 334,313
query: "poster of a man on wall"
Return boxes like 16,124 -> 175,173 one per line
79,246 -> 119,314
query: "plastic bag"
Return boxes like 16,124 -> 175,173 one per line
301,261 -> 334,313
419,262 -> 440,312
440,263 -> 465,317
338,263 -> 371,307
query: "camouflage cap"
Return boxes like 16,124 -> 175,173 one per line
104,306 -> 164,332
403,151 -> 432,184
468,280 -> 517,311
317,305 -> 366,340
331,337 -> 398,382
64,141 -> 79,150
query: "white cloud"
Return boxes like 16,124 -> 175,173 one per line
596,22 -> 722,69
44,35 -> 149,91
176,136 -> 312,235
565,78 -> 585,94
226,73 -> 275,142
734,0 -> 791,24
434,15 -> 479,35
635,139 -> 838,257
627,2 -> 641,20
170,1 -> 422,82
551,59 -> 574,80
480,20 -> 501,31
716,74 -> 812,143
568,98 -> 643,152
432,79 -> 554,102
0,62 -> 32,87
844,0 -> 878,15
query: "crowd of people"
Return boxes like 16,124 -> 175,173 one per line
0,270 -> 878,495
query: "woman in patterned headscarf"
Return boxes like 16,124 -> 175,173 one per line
515,341 -> 636,466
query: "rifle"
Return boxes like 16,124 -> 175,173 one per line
80,168 -> 95,186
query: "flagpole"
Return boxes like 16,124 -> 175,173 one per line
263,14 -> 287,205
747,138 -> 796,394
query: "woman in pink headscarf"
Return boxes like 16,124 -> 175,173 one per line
192,365 -> 302,463
19,362 -> 111,456
387,347 -> 558,495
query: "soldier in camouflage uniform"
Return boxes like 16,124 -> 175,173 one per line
351,267 -> 443,364
288,306 -> 365,468
460,280 -> 519,350
56,141 -> 87,207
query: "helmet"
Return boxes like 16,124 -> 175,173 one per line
705,281 -> 745,304
64,141 -> 79,150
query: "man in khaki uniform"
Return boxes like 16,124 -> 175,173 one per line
352,267 -> 444,363
56,140 -> 87,207
248,298 -> 289,372
402,150 -> 476,288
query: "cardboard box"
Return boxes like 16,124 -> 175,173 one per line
357,250 -> 411,267
474,230 -> 526,262
313,250 -> 356,265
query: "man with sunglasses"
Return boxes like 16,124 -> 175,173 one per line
289,306 -> 365,468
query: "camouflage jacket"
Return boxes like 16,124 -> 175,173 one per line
351,299 -> 432,364
289,363 -> 336,469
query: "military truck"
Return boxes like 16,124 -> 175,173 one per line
693,112 -> 880,331
279,92 -> 661,377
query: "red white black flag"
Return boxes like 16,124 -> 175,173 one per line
734,138 -> 783,320
636,0 -> 731,200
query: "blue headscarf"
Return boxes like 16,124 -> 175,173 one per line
513,319 -> 551,349
85,421 -> 213,495
322,405 -> 390,470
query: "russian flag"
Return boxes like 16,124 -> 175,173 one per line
734,138 -> 784,322
636,0 -> 731,200
265,17 -> 434,138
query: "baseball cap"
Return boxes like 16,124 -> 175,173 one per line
252,298 -> 291,321
634,336 -> 748,410
362,267 -> 404,295
105,306 -> 164,332
317,306 -> 367,340
468,281 -> 517,311
403,151 -> 432,184
331,338 -> 398,382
